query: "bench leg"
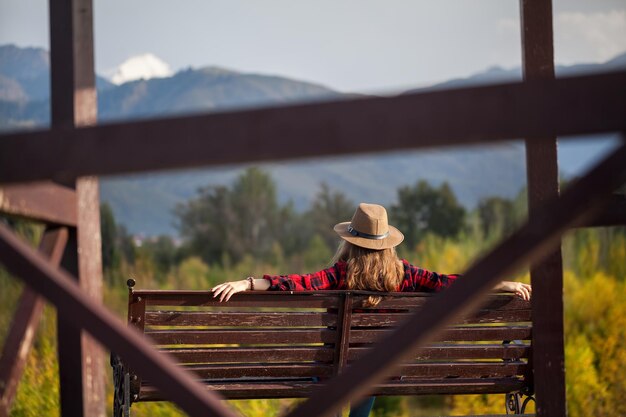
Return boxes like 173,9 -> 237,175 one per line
124,372 -> 131,417
505,392 -> 521,414
111,353 -> 131,417
506,391 -> 535,414
520,395 -> 535,414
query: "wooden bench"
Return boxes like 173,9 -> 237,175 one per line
111,279 -> 535,416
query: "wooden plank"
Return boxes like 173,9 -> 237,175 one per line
75,177 -> 104,417
0,227 -> 68,417
146,328 -> 336,345
351,293 -> 531,310
364,378 -> 527,397
285,143 -> 626,417
350,310 -> 532,326
146,326 -> 532,345
49,0 -> 104,415
138,377 -> 527,401
142,291 -> 340,308
160,346 -> 334,364
0,182 -> 77,226
390,362 -> 528,379
1,71 -> 625,184
351,326 -> 533,343
0,223 -> 240,417
177,363 -> 334,379
145,311 -> 337,327
146,362 -> 526,387
520,1 -> 565,415
349,345 -> 530,361
139,381 -> 320,401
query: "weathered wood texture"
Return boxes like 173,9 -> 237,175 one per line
0,227 -> 68,417
124,290 -> 533,404
520,1 -> 566,416
1,71 -> 625,185
0,182 -> 77,226
49,0 -> 104,415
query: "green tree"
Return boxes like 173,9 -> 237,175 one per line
175,167 -> 284,265
100,203 -> 119,270
476,196 -> 516,239
142,235 -> 177,279
307,183 -> 355,252
390,180 -> 465,248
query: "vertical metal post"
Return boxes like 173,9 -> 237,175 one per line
49,0 -> 104,416
519,1 -> 566,416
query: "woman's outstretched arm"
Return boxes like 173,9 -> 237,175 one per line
211,263 -> 344,301
211,277 -> 270,302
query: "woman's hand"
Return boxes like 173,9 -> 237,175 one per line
211,278 -> 251,302
494,281 -> 532,301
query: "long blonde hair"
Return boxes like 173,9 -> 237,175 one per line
331,241 -> 404,306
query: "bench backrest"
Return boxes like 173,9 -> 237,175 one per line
125,289 -> 532,402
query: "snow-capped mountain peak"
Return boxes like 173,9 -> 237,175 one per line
106,53 -> 172,85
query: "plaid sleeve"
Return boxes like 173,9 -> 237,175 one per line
263,263 -> 345,291
400,259 -> 460,293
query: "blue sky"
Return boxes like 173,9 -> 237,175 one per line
1,0 -> 625,93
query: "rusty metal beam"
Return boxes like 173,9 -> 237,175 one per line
0,71 -> 625,184
0,225 -> 240,417
0,227 -> 68,417
0,182 -> 77,226
520,2 -> 566,415
286,142 -> 626,417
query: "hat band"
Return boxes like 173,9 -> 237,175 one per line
347,225 -> 389,240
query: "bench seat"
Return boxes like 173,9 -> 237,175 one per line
112,283 -> 534,416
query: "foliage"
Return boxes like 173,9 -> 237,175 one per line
307,183 -> 355,250
174,167 -> 285,265
3,175 -> 625,417
476,196 -> 516,239
390,180 -> 465,249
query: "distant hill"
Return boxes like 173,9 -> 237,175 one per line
1,44 -> 624,235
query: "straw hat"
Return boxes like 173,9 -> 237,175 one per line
334,203 -> 404,250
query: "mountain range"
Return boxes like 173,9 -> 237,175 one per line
1,44 -> 624,236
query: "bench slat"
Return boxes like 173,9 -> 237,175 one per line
349,344 -> 529,361
145,326 -> 532,346
160,346 -> 335,363
351,325 -> 532,343
140,292 -> 340,308
137,377 -> 527,401
145,311 -> 338,327
146,328 -> 337,345
178,363 -> 334,379
161,361 -> 526,380
351,310 -> 531,326
351,294 -> 530,311
156,343 -> 529,363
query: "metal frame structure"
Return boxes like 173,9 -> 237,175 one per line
0,1 -> 625,417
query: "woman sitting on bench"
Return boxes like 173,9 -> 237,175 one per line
212,202 -> 531,417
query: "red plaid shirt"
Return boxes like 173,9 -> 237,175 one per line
263,259 -> 459,293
